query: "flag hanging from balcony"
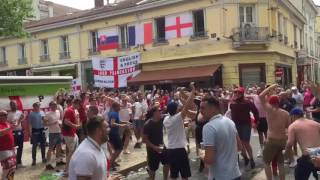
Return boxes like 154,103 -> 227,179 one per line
128,22 -> 153,46
98,28 -> 119,51
165,12 -> 193,39
92,53 -> 141,88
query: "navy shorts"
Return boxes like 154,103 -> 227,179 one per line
109,133 -> 123,151
133,119 -> 144,129
49,133 -> 62,148
236,124 -> 251,142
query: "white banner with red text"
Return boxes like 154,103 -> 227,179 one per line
92,53 -> 141,88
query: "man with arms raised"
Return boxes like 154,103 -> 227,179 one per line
285,108 -> 320,180
259,84 -> 290,180
163,82 -> 196,180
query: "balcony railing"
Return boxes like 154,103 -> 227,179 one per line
190,31 -> 209,41
232,27 -> 270,49
117,43 -> 130,51
40,54 -> 50,62
18,58 -> 27,65
153,37 -> 169,46
0,61 -> 7,67
59,51 -> 71,59
88,48 -> 100,55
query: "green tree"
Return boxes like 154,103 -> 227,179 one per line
0,0 -> 33,37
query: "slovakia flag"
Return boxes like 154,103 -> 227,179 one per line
98,28 -> 119,51
128,22 -> 153,46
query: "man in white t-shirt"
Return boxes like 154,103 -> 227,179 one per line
163,83 -> 195,180
7,101 -> 25,168
119,96 -> 132,154
44,101 -> 65,170
132,93 -> 148,148
69,116 -> 120,180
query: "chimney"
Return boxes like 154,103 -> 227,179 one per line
95,0 -> 104,8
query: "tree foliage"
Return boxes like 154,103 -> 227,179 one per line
0,0 -> 34,37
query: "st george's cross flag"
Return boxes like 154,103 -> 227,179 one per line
128,22 -> 153,46
98,28 -> 119,51
92,53 -> 141,88
165,12 -> 193,39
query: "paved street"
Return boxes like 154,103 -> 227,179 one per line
0,130 -> 267,180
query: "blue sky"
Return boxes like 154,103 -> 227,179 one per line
49,0 -> 319,10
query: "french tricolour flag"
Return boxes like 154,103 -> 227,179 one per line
98,28 -> 119,51
128,22 -> 153,46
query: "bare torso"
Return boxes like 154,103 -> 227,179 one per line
266,107 -> 290,140
290,119 -> 320,154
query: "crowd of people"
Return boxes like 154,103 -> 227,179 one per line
2,81 -> 320,180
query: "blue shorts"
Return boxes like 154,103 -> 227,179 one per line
49,133 -> 62,148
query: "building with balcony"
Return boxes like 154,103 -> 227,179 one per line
0,0 -> 308,89
292,0 -> 319,83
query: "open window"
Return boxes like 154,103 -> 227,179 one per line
193,9 -> 205,37
155,17 -> 166,43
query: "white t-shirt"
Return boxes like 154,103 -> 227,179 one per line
163,112 -> 187,149
133,101 -> 147,120
45,110 -> 61,133
119,103 -> 132,122
7,110 -> 23,131
69,138 -> 107,180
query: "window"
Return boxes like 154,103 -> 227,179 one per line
155,17 -> 166,42
239,5 -> 255,24
89,31 -> 99,53
278,13 -> 282,36
119,25 -> 128,49
300,29 -> 303,48
40,39 -> 49,61
310,37 -> 314,56
239,63 -> 266,87
293,25 -> 297,48
0,47 -> 6,65
60,36 -> 70,59
193,10 -> 205,37
283,18 -> 287,36
18,44 -> 26,64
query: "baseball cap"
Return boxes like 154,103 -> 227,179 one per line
268,95 -> 280,105
167,102 -> 178,115
290,108 -> 304,116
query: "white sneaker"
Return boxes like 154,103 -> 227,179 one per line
289,161 -> 297,168
257,150 -> 262,158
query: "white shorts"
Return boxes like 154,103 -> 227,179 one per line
63,135 -> 78,152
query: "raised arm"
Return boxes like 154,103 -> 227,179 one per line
181,83 -> 196,119
259,84 -> 278,108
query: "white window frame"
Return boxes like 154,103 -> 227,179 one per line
89,31 -> 98,51
119,25 -> 128,48
60,36 -> 69,53
239,5 -> 256,25
41,39 -> 49,56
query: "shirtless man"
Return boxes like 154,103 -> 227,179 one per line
259,84 -> 290,180
285,108 -> 320,180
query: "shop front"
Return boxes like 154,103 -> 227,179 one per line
0,68 -> 31,76
128,64 -> 222,91
32,63 -> 78,78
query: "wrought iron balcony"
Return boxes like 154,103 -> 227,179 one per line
59,51 -> 71,59
232,27 -> 270,49
117,43 -> 130,51
40,54 -> 50,62
18,58 -> 27,65
190,31 -> 209,41
88,48 -> 100,55
153,37 -> 169,46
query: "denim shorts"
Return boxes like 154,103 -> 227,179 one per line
49,133 -> 62,148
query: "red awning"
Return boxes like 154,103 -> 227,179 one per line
128,65 -> 220,85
